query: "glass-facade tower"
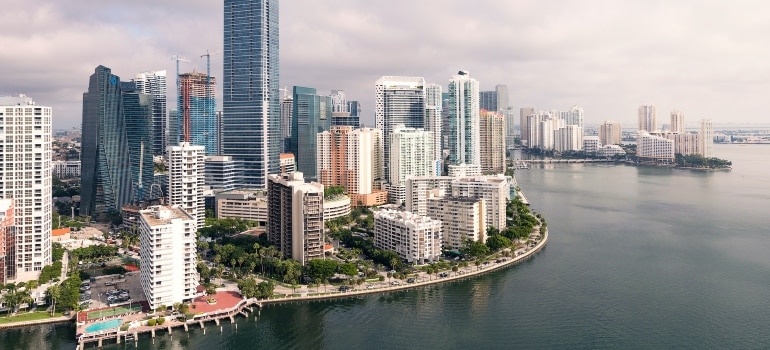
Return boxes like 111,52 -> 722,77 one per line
121,82 -> 156,202
223,0 -> 280,188
290,86 -> 331,180
374,76 -> 426,181
178,72 -> 217,155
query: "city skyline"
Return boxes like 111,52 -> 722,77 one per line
3,1 -> 770,129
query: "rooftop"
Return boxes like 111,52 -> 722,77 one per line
139,205 -> 194,226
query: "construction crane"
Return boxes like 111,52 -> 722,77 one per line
201,50 -> 221,153
279,86 -> 290,100
171,54 -> 190,144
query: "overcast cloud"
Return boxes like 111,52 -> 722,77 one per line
2,0 -> 770,129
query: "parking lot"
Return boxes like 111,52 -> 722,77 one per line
81,271 -> 145,310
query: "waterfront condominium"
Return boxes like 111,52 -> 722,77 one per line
266,172 -> 324,265
670,109 -> 685,133
554,125 -> 583,153
566,105 -> 584,128
178,72 -> 217,155
424,83 -> 443,175
290,86 -> 331,180
0,95 -> 52,282
699,119 -> 713,158
317,126 -> 387,207
637,131 -> 674,162
0,199 -> 13,284
447,71 -> 480,166
375,76 -> 426,181
223,0 -> 280,188
387,126 -> 435,205
519,107 -> 535,147
479,109 -> 506,173
132,71 -> 168,157
138,205 -> 198,310
638,105 -> 657,132
167,142 -> 205,228
599,121 -> 622,146
374,209 -> 442,264
427,196 -> 486,250
451,175 -> 510,231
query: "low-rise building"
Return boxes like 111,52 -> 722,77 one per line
215,188 -> 268,227
52,160 -> 81,179
374,209 -> 442,264
323,195 -> 351,222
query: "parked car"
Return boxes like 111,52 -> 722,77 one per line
407,278 -> 416,284
338,286 -> 349,292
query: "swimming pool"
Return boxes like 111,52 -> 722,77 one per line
85,319 -> 122,333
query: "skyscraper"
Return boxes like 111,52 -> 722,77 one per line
167,143 -> 206,228
280,95 -> 293,152
699,119 -> 713,158
178,72 -> 217,155
447,71 -> 480,166
121,82 -> 155,202
495,84 -> 509,111
567,105 -> 584,128
290,86 -> 331,180
0,95 -> 52,282
425,83 -> 443,175
638,105 -> 657,132
133,71 -> 168,157
599,121 -> 622,146
223,0 -> 280,188
670,109 -> 685,133
479,91 -> 497,111
519,107 -> 535,147
479,110 -> 506,173
375,76 -> 426,180
81,66 -> 133,218
330,90 -> 360,128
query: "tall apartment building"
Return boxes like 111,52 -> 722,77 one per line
538,115 -> 564,150
599,121 -> 622,146
447,71 -> 480,166
0,199 -> 13,284
138,205 -> 198,310
479,110 -> 506,173
405,176 -> 455,216
289,86 -> 331,180
638,105 -> 657,132
133,71 -> 168,157
566,105 -> 584,127
425,83 -> 443,175
317,126 -> 386,207
519,107 -> 535,147
266,172 -> 324,265
554,125 -> 583,152
0,95 -> 52,282
670,109 -> 685,133
178,72 -> 217,155
637,131 -> 674,162
223,0 -> 280,188
388,126 -> 435,204
167,143 -> 205,228
426,197 -> 485,250
451,175 -> 510,231
204,155 -> 239,192
375,76 -> 426,181
664,132 -> 699,155
330,90 -> 360,128
374,209 -> 442,264
479,91 -> 497,112
699,119 -> 713,158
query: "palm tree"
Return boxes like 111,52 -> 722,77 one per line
46,285 -> 61,316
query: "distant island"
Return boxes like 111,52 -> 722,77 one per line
673,153 -> 732,169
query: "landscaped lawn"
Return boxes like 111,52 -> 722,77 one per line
0,311 -> 65,324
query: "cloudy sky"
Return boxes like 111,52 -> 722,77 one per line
3,0 -> 770,130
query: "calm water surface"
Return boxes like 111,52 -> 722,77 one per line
3,144 -> 769,350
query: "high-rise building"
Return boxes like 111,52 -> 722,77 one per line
583,136 -> 602,154
375,76 -> 426,180
205,155 -> 240,193
388,126 -> 435,204
0,94 -> 52,282
330,90 -> 360,128
638,131 -> 674,162
599,121 -> 622,146
447,71 -> 480,166
178,72 -> 217,155
479,110 -> 506,173
699,119 -> 713,158
519,107 -> 535,147
317,126 -> 387,207
374,209 -> 442,264
405,176 -> 455,216
81,66 -> 133,218
290,86 -> 331,180
451,175 -> 510,231
133,71 -> 168,157
638,105 -> 657,132
267,172 -> 324,265
554,125 -> 583,152
504,108 -> 516,149
538,115 -> 564,150
567,105 -> 584,128
121,82 -> 155,203
138,205 -> 198,310
670,109 -> 685,133
223,0 -> 280,188
496,85 -> 509,111
167,143 -> 205,228
479,91 -> 497,111
425,83 -> 443,175
0,199 -> 14,284
330,90 -> 347,113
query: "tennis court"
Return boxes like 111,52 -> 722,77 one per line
85,304 -> 142,321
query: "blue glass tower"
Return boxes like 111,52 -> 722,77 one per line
178,72 -> 217,155
223,0 -> 280,188
81,66 -> 132,218
121,82 -> 156,202
290,86 -> 331,180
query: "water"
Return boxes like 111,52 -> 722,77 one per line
84,319 -> 122,333
3,144 -> 770,350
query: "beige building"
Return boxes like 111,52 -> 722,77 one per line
638,131 -> 674,162
267,172 -> 324,265
451,175 -> 510,231
599,121 -> 622,146
479,109 -> 506,173
215,188 -> 268,226
638,105 -> 657,132
317,126 -> 386,207
167,142 -> 205,228
374,209 -> 442,264
405,176 -> 455,216
426,197 -> 485,250
670,109 -> 685,133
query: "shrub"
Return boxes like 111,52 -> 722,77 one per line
147,319 -> 156,326
157,317 -> 165,325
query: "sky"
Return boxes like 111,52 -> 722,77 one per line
2,0 -> 770,130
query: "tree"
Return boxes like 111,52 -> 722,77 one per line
461,240 -> 490,260
46,284 -> 61,316
452,265 -> 459,276
237,278 -> 260,299
257,281 -> 275,299
486,235 -> 512,251
339,262 -> 358,280
306,259 -> 339,282
206,284 -> 217,297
